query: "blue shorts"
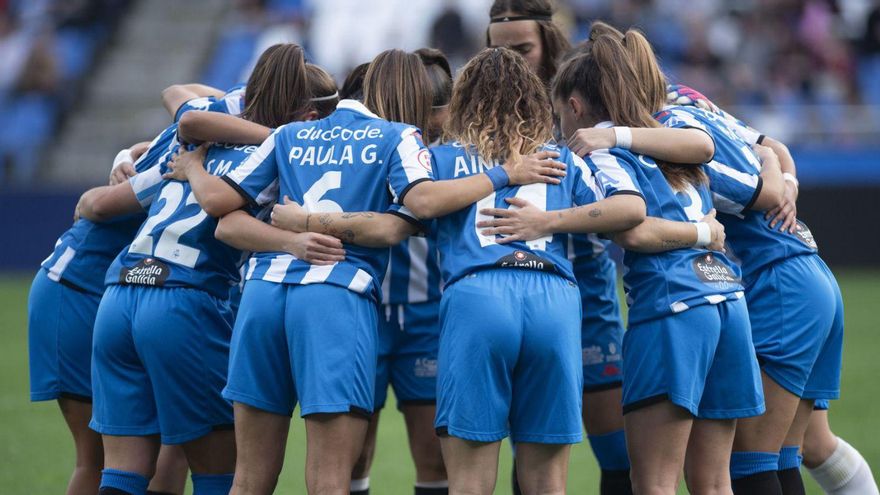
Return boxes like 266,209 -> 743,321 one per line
575,253 -> 624,392
223,280 -> 377,417
623,298 -> 765,419
28,269 -> 101,401
814,399 -> 830,411
90,285 -> 234,444
746,254 -> 843,400
435,269 -> 583,444
376,300 -> 440,410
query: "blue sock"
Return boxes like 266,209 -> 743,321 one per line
778,445 -> 802,470
730,451 -> 780,480
588,429 -> 631,471
100,469 -> 149,495
191,473 -> 234,495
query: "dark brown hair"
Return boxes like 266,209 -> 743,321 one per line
241,43 -> 310,128
445,47 -> 553,163
305,63 -> 339,118
415,47 -> 453,108
340,62 -> 369,101
487,0 -> 572,83
363,49 -> 432,133
553,35 -> 705,190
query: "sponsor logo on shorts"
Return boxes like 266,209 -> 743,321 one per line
794,220 -> 818,249
119,257 -> 170,286
414,357 -> 437,378
583,343 -> 623,368
495,250 -> 557,273
692,253 -> 739,288
601,363 -> 622,377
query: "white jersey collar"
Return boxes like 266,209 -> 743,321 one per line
336,99 -> 381,119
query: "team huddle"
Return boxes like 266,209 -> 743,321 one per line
26,1 -> 879,495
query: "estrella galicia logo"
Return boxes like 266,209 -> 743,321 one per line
495,250 -> 557,273
119,257 -> 170,286
793,220 -> 818,250
692,253 -> 739,287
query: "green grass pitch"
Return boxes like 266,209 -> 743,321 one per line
1,271 -> 877,494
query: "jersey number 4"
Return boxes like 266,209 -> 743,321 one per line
475,183 -> 551,251
129,182 -> 207,268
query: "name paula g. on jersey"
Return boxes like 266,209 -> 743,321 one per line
119,258 -> 170,286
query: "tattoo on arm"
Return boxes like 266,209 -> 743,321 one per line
661,239 -> 691,249
340,212 -> 375,219
588,208 -> 602,218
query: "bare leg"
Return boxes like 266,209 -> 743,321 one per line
58,398 -> 104,495
102,435 -> 161,479
440,437 -> 501,495
305,413 -> 370,495
351,411 -> 380,483
582,388 -> 625,435
733,372 -> 800,453
684,418 -> 737,495
229,403 -> 290,495
802,410 -> 837,469
149,445 -> 189,494
625,401 -> 692,495
401,404 -> 447,483
515,443 -> 571,495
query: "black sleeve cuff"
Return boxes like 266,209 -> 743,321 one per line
397,177 -> 433,205
742,176 -> 763,212
756,134 -> 766,145
221,175 -> 260,210
387,210 -> 429,235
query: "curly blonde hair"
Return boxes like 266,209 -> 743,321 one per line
445,47 -> 553,163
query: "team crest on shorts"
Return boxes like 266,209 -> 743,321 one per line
692,253 -> 739,288
495,250 -> 556,273
119,257 -> 170,286
794,220 -> 818,250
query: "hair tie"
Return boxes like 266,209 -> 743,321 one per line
310,92 -> 339,102
490,15 -> 552,24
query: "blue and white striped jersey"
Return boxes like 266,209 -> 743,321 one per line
431,142 -> 602,287
40,88 -> 246,294
656,105 -> 818,284
39,125 -> 179,294
381,233 -> 442,306
107,142 -> 263,299
226,99 -> 433,301
586,122 -> 744,325
174,85 -> 246,123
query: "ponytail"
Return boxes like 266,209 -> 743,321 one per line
242,43 -> 310,128
622,29 -> 667,113
364,49 -> 432,133
553,34 -> 705,190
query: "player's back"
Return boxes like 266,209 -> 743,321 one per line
430,142 -> 601,287
657,105 -> 819,283
233,99 -> 433,301
109,142 -> 260,299
587,146 -> 744,324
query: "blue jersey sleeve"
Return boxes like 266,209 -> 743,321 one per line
704,156 -> 763,214
386,203 -> 430,234
222,128 -> 282,208
129,165 -> 165,208
584,150 -> 643,199
569,153 -> 603,206
387,127 -> 433,204
174,96 -> 218,123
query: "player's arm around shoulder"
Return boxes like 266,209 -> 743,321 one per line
75,181 -> 141,223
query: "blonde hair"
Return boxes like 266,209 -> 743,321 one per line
445,47 -> 553,163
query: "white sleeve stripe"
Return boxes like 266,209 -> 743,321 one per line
571,153 -> 604,200
706,160 -> 759,188
590,151 -> 639,194
130,166 -> 164,205
397,129 -> 431,184
227,130 -> 278,185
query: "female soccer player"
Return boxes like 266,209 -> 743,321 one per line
349,49 -> 453,495
71,43 -> 312,495
163,49 -> 566,495
483,36 -> 767,495
487,5 -> 634,494
574,26 -> 852,495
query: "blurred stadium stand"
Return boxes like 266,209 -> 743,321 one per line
1,0 -> 878,270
